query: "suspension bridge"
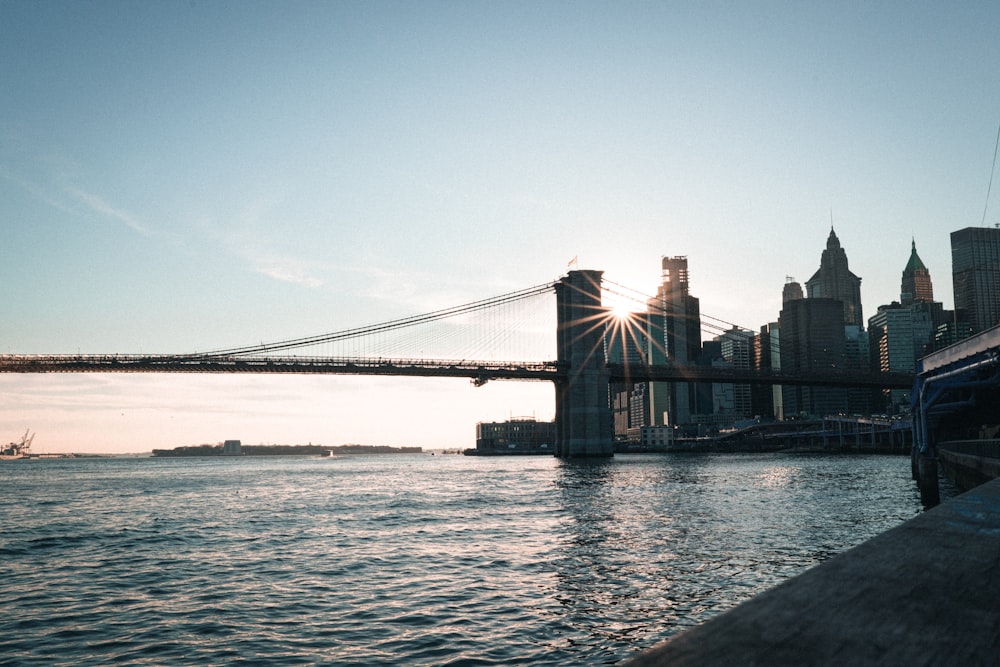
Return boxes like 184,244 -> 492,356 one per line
1,270 -> 913,456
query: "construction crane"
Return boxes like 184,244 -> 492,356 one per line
3,429 -> 33,457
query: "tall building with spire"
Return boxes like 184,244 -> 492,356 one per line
805,227 -> 864,327
868,239 -> 952,414
776,228 -> 871,416
901,239 -> 934,305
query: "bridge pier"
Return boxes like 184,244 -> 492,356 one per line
554,270 -> 613,458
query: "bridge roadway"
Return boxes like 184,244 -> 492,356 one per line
606,363 -> 914,389
0,354 -> 563,381
1,354 -> 914,389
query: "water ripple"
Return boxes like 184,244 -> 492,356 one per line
0,453 -> 932,665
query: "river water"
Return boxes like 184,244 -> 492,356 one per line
0,453 -> 938,665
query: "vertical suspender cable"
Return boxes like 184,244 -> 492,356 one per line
982,121 -> 1000,227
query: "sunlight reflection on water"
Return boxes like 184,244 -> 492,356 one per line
0,453 -> 930,665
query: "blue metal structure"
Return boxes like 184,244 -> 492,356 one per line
912,324 -> 1000,505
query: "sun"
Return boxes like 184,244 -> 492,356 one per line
602,283 -> 645,323
610,302 -> 636,321
604,291 -> 639,322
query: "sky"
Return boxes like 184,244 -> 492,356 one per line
3,1 -> 1000,453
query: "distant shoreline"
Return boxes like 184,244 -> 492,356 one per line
151,444 -> 423,457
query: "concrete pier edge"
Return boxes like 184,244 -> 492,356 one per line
623,478 -> 1000,666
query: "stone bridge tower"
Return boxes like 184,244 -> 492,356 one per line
554,270 -> 613,457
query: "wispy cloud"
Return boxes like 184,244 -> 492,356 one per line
0,161 -> 162,240
197,194 -> 331,289
342,262 -> 523,315
210,222 -> 327,289
0,164 -> 77,216
68,187 -> 152,236
254,255 -> 325,288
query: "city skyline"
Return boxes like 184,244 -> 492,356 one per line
3,2 -> 1000,452
0,224 -> 984,453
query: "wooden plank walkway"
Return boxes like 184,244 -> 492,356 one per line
624,478 -> 1000,666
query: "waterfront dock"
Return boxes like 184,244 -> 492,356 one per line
937,439 -> 1000,492
624,477 -> 1000,666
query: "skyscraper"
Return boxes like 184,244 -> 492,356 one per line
897,238 -> 949,356
756,322 -> 780,419
719,327 -> 754,419
778,297 -> 848,417
901,239 -> 934,305
648,256 -> 701,426
868,239 -> 952,414
782,278 -> 804,304
607,311 -> 664,444
805,227 -> 864,326
607,257 -> 705,442
951,226 -> 1000,334
868,304 -> 915,414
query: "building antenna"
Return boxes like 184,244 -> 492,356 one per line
982,121 -> 1000,227
829,207 -> 834,231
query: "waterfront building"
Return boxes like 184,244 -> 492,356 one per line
222,439 -> 243,456
474,417 -> 555,454
951,226 -> 1000,334
805,227 -> 864,326
638,425 -> 673,450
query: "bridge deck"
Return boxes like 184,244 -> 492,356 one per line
624,478 -> 1000,666
0,355 -> 562,381
0,355 -> 914,388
